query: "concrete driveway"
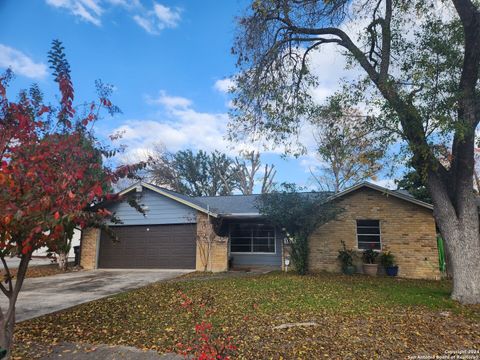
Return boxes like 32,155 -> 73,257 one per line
2,269 -> 192,322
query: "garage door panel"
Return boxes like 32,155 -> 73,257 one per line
98,224 -> 196,269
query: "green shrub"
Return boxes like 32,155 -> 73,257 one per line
380,251 -> 395,267
362,249 -> 378,264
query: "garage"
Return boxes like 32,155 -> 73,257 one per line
98,224 -> 197,269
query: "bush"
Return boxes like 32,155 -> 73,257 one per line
174,291 -> 237,359
380,251 -> 395,267
362,249 -> 378,264
337,240 -> 355,268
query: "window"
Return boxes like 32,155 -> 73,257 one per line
356,220 -> 381,250
230,223 -> 275,253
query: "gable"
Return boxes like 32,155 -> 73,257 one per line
333,186 -> 433,216
329,183 -> 433,211
107,188 -> 197,226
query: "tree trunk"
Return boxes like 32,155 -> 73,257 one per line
447,230 -> 480,304
428,175 -> 480,304
57,251 -> 68,271
0,255 -> 30,358
0,298 -> 16,357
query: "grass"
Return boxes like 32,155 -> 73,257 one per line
13,272 -> 480,359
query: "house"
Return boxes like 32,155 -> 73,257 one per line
79,182 -> 440,279
33,229 -> 81,259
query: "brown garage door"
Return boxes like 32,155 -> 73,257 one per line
98,224 -> 196,269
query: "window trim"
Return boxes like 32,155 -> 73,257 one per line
229,223 -> 277,255
356,219 -> 382,251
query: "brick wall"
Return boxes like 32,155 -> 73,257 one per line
309,187 -> 440,279
196,212 -> 228,272
80,227 -> 100,270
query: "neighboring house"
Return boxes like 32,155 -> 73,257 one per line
79,182 -> 440,279
33,229 -> 81,258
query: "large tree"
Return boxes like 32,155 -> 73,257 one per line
310,95 -> 385,192
0,41 -> 143,355
149,147 -> 277,196
233,150 -> 277,194
149,148 -> 237,196
231,0 -> 480,304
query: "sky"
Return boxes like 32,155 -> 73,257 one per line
0,0 -> 396,191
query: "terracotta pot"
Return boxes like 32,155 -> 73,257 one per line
363,263 -> 378,276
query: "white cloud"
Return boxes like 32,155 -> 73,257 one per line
114,88 -> 305,163
0,44 -> 47,79
133,14 -> 155,33
46,0 -> 103,26
112,113 -> 231,162
146,90 -> 192,109
214,78 -> 235,93
153,3 -> 181,27
105,0 -> 140,6
45,0 -> 181,34
306,43 -> 361,104
132,2 -> 182,35
112,90 -> 233,161
113,85 -> 324,164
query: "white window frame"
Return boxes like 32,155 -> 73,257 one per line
356,219 -> 382,251
229,223 -> 277,255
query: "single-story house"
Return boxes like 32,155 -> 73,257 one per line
79,181 -> 440,279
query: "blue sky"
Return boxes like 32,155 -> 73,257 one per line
0,0 -> 396,191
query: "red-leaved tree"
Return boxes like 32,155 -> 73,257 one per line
0,40 -> 144,355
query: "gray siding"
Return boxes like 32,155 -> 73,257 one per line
229,227 -> 283,267
107,188 -> 197,226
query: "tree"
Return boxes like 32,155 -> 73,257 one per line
149,147 -> 237,196
258,184 -> 339,274
396,170 -> 432,204
0,40 -> 143,355
233,150 -> 276,194
310,95 -> 385,192
231,0 -> 480,304
149,147 -> 277,196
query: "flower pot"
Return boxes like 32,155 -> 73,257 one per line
342,265 -> 356,275
385,265 -> 398,277
362,263 -> 378,276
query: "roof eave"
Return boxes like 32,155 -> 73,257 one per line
218,213 -> 263,219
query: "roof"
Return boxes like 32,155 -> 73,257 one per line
119,181 -> 433,217
194,194 -> 262,215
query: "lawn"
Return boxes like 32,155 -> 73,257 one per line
13,272 -> 480,359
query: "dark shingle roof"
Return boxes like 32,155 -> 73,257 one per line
194,194 -> 262,215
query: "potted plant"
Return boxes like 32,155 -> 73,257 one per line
337,241 -> 356,275
380,251 -> 399,276
362,248 -> 379,276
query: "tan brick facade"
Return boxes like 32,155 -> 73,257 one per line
309,187 -> 440,279
79,227 -> 100,270
195,213 -> 229,272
